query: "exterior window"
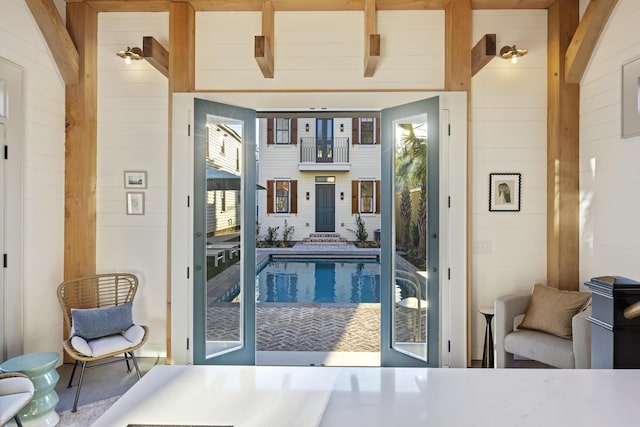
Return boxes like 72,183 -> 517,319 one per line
276,181 -> 290,213
360,118 -> 375,145
221,191 -> 226,212
221,134 -> 226,154
236,148 -> 240,171
275,118 -> 290,144
360,181 -> 374,213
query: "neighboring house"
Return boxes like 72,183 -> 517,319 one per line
257,115 -> 381,242
206,123 -> 242,236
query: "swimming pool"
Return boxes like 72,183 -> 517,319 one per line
256,258 -> 381,304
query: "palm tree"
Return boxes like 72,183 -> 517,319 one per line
395,123 -> 427,263
395,123 -> 427,190
400,184 -> 412,249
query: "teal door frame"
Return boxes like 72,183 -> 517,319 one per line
380,97 -> 440,367
193,98 -> 257,365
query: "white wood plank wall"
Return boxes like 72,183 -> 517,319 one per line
97,12 -> 169,357
196,11 -> 444,90
0,0 -> 66,356
580,0 -> 640,284
470,10 -> 548,360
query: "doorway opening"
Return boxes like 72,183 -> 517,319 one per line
173,91 -> 467,369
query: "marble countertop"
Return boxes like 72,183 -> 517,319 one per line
93,365 -> 640,427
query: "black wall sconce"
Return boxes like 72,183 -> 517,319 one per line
340,192 -> 344,200
305,123 -> 310,132
340,123 -> 344,132
306,192 -> 310,200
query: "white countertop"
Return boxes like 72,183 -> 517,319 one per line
94,365 -> 640,427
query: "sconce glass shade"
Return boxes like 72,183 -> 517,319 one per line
499,45 -> 527,64
305,123 -> 310,132
116,47 -> 143,64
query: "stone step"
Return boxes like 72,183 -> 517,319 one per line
302,233 -> 349,243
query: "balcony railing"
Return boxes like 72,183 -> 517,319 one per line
299,137 -> 350,164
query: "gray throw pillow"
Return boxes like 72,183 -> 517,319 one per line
71,302 -> 134,340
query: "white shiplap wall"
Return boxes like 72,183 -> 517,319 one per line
471,10 -> 548,360
580,0 -> 640,283
97,12 -> 169,356
0,0 -> 66,356
196,11 -> 444,90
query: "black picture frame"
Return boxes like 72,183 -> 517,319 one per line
489,173 -> 521,212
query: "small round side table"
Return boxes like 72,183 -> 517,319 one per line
0,352 -> 60,426
479,308 -> 495,368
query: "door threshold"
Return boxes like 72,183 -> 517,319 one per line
257,351 -> 380,367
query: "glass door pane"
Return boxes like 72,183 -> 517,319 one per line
193,98 -> 256,365
380,97 -> 439,367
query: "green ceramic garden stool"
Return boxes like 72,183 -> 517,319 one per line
0,352 -> 60,426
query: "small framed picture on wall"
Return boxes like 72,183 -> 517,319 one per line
124,171 -> 147,189
489,173 -> 521,212
126,192 -> 145,215
622,57 -> 640,138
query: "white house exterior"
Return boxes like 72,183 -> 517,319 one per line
206,123 -> 242,236
257,115 -> 381,243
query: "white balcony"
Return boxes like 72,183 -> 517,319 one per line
298,137 -> 351,171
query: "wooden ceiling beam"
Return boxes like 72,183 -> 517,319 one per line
471,33 -> 496,76
471,0 -> 555,8
364,0 -> 380,77
26,0 -> 79,84
73,0 -> 558,13
565,0 -> 619,84
143,36 -> 169,78
255,0 -> 275,78
85,0 -> 171,12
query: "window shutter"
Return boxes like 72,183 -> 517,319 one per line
375,118 -> 380,145
352,118 -> 359,145
290,180 -> 298,214
290,119 -> 298,145
352,180 -> 359,214
267,180 -> 274,214
375,180 -> 381,213
267,118 -> 274,145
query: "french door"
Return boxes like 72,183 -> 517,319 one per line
191,96 -> 440,367
380,97 -> 440,367
0,123 -> 4,359
316,118 -> 333,162
192,98 -> 256,364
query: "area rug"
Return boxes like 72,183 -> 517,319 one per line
57,395 -> 120,426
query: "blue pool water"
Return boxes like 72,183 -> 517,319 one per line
256,258 -> 381,304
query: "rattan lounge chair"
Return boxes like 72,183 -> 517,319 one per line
57,273 -> 149,412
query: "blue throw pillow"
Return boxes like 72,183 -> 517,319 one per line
71,302 -> 134,340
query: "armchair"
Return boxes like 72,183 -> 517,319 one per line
57,273 -> 149,412
495,292 -> 591,369
0,372 -> 34,427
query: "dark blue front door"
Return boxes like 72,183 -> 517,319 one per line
316,118 -> 333,162
316,184 -> 335,232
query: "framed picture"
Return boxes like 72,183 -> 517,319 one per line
126,192 -> 145,215
622,57 -> 640,138
489,173 -> 521,212
124,171 -> 147,189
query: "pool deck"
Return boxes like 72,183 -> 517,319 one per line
206,243 -> 425,354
